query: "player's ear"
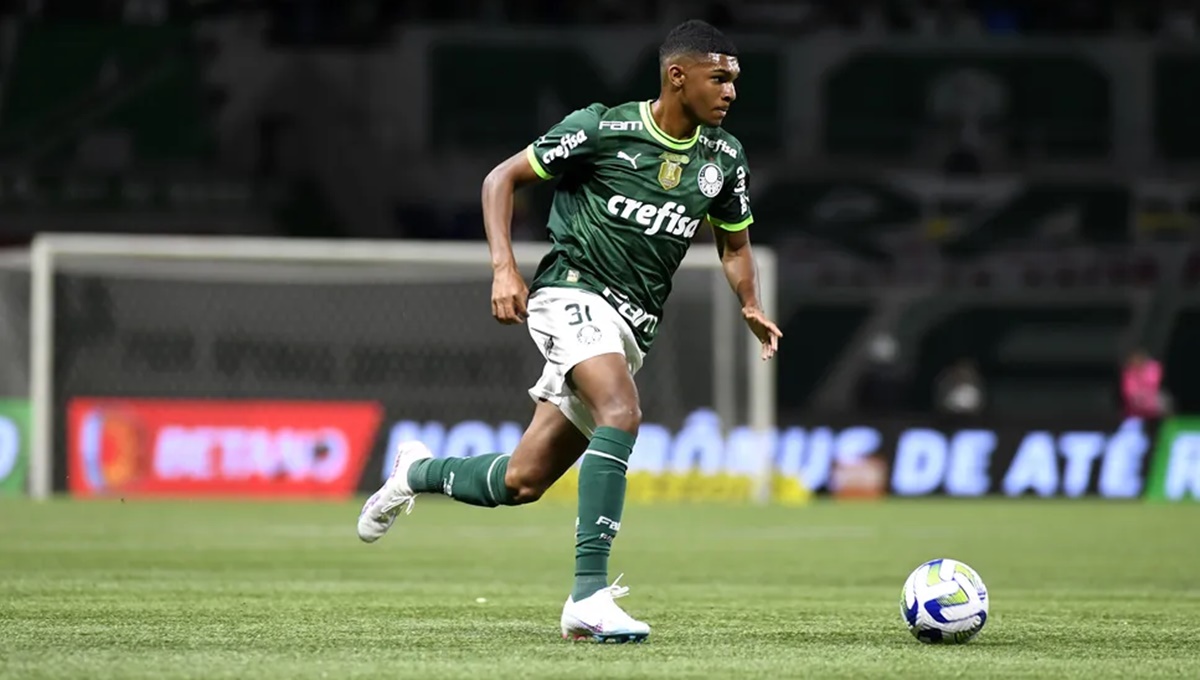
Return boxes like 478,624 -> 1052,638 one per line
667,63 -> 686,88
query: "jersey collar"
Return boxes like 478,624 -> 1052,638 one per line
639,101 -> 700,151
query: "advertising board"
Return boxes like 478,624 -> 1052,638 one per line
67,399 -> 383,499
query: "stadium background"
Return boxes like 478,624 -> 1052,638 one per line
0,0 -> 1197,501
0,3 -> 1198,678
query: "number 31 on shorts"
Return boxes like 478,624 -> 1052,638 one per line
565,303 -> 592,326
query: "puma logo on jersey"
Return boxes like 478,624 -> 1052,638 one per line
617,151 -> 641,168
606,194 -> 701,238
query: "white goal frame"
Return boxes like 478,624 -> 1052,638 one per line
28,233 -> 777,501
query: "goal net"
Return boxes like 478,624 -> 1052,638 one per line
28,234 -> 777,502
0,252 -> 30,399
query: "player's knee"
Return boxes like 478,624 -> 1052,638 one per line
503,463 -> 550,505
594,400 -> 641,434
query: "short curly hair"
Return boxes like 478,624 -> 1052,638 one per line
658,19 -> 738,69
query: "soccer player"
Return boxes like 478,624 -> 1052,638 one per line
357,19 -> 781,643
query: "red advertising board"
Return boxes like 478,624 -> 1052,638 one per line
68,399 -> 383,498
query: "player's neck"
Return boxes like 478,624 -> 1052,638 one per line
649,98 -> 699,142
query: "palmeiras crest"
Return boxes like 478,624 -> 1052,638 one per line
657,152 -> 690,190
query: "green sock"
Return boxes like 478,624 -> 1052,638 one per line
572,426 -> 635,601
407,454 -> 516,507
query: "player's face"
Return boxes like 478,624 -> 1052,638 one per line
684,53 -> 739,127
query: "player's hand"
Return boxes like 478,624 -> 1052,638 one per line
491,265 -> 529,325
743,306 -> 782,360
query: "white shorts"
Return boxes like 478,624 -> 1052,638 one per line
526,287 -> 645,438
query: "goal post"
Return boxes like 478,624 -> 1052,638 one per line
27,233 -> 777,502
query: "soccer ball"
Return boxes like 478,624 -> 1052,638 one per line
899,558 -> 989,644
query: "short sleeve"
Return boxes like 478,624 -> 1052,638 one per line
526,106 -> 603,179
707,161 -> 753,232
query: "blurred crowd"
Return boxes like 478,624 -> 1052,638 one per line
678,0 -> 1200,37
371,0 -> 1199,37
854,334 -> 1173,420
15,1 -> 1197,39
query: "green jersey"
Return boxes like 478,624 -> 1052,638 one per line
525,100 -> 753,353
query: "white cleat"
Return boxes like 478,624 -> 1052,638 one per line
357,441 -> 433,543
560,575 -> 651,644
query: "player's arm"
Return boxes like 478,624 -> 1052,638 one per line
707,154 -> 781,360
713,226 -> 760,309
481,150 -> 546,325
482,106 -> 602,325
713,226 -> 781,360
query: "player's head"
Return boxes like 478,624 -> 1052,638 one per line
658,20 -> 739,127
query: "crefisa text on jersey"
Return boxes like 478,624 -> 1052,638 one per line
698,134 -> 738,159
606,195 -> 702,238
540,129 -> 588,166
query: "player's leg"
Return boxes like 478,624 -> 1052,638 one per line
558,352 -> 651,643
409,399 -> 587,506
357,400 -> 586,542
563,353 -> 641,600
357,287 -> 595,543
504,400 -> 590,502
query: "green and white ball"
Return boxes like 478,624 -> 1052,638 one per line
900,558 -> 989,644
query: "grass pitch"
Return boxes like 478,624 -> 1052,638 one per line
1,498 -> 1197,679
